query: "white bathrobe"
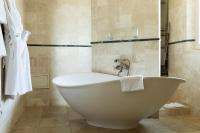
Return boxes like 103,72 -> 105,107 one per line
0,0 -> 7,57
0,0 -> 7,24
0,26 -> 6,57
3,0 -> 32,95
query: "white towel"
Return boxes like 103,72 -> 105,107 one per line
0,0 -> 7,24
120,75 -> 144,92
0,26 -> 6,57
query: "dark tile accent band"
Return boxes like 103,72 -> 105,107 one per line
91,38 -> 160,44
27,44 -> 92,47
168,39 -> 195,45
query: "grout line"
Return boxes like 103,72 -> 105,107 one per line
27,44 -> 92,47
168,39 -> 195,45
91,38 -> 160,44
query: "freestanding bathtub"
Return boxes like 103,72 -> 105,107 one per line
52,72 -> 185,129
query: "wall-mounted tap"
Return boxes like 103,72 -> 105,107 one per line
114,58 -> 130,76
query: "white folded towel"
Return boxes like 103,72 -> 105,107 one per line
0,0 -> 7,24
0,26 -> 6,57
120,75 -> 144,92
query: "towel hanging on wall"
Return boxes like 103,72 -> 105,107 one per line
0,0 -> 7,24
3,0 -> 32,96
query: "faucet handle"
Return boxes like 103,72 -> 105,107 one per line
114,58 -> 130,76
114,59 -> 119,63
115,65 -> 121,70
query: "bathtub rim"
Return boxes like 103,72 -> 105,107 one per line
52,72 -> 186,88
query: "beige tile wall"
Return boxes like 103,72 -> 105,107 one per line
168,0 -> 200,114
24,47 -> 91,106
92,0 -> 159,42
24,0 -> 91,45
92,0 -> 160,76
92,41 -> 160,76
23,0 -> 92,106
23,0 -> 160,106
168,0 -> 188,42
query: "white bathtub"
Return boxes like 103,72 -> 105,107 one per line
52,72 -> 185,129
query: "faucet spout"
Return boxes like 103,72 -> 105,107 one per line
114,58 -> 130,76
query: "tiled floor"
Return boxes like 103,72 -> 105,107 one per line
10,106 -> 200,133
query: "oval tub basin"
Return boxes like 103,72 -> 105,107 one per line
52,72 -> 185,129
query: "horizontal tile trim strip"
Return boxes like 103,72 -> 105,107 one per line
27,44 -> 92,47
91,38 -> 160,44
168,39 -> 195,45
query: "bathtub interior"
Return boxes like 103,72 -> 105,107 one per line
53,73 -> 120,87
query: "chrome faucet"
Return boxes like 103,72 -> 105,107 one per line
114,58 -> 130,76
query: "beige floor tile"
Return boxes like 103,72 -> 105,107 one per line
69,118 -> 176,133
69,119 -> 136,133
13,117 -> 40,130
10,127 -> 37,133
36,126 -> 70,133
69,119 -> 88,133
96,128 -> 137,133
43,106 -> 69,114
160,115 -> 200,132
10,106 -> 200,133
20,107 -> 44,119
69,109 -> 84,121
39,116 -> 69,128
186,131 -> 200,133
71,126 -> 99,133
134,119 -> 176,133
41,106 -> 69,119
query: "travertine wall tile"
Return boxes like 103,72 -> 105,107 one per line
23,0 -> 92,106
92,0 -> 159,42
26,47 -> 92,106
92,0 -> 160,77
168,0 -> 200,114
92,41 -> 160,76
25,0 -> 91,45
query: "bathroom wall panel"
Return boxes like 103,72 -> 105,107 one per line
92,0 -> 159,42
25,46 -> 92,106
24,0 -> 91,45
92,0 -> 160,77
92,41 -> 160,76
23,0 -> 92,106
168,0 -> 200,114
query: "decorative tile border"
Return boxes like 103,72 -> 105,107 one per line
27,44 -> 92,47
168,39 -> 195,45
91,38 -> 160,44
27,38 -> 161,47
